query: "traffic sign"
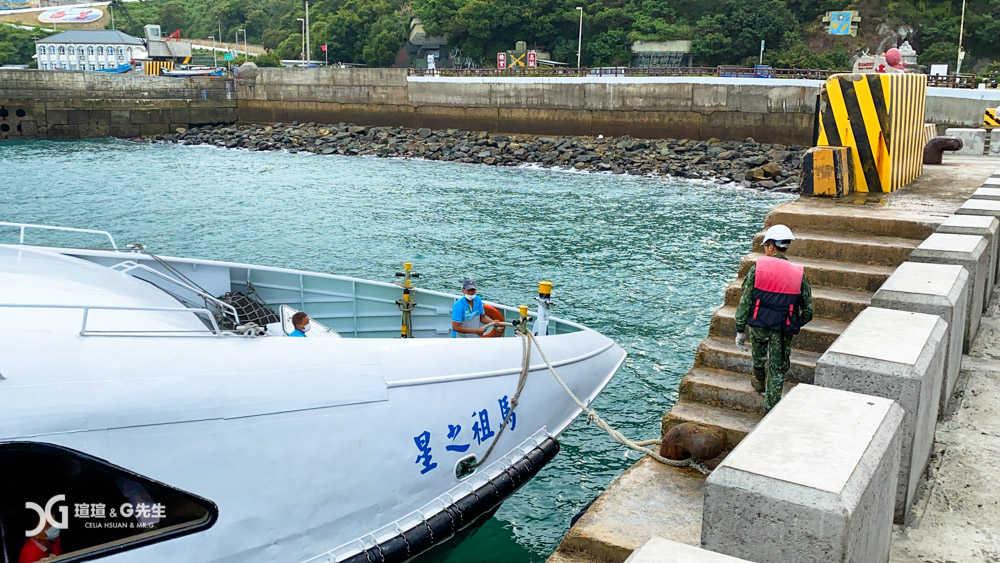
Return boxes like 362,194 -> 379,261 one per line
527,51 -> 537,68
497,52 -> 506,69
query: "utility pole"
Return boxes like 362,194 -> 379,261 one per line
297,18 -> 305,62
304,0 -> 311,66
575,6 -> 583,70
110,4 -> 115,30
210,36 -> 216,67
956,0 -> 967,75
238,28 -> 246,62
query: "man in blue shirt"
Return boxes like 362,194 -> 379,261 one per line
289,311 -> 311,337
451,279 -> 495,338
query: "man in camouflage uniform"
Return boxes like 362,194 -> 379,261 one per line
734,225 -> 813,411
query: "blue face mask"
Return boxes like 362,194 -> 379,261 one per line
45,527 -> 60,541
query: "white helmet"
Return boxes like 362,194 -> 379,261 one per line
763,224 -> 795,249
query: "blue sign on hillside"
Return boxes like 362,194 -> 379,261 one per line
829,11 -> 852,35
224,52 -> 234,61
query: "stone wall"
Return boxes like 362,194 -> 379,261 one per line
0,70 -> 238,140
236,68 -> 820,145
4,67 -> 998,144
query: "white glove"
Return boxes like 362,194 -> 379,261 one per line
735,331 -> 748,351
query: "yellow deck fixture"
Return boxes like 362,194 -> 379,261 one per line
816,73 -> 927,192
801,146 -> 854,197
985,109 -> 1000,128
538,281 -> 552,296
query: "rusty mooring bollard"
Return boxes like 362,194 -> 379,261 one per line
660,422 -> 727,462
924,136 -> 963,165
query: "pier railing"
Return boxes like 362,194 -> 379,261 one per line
408,66 -> 980,88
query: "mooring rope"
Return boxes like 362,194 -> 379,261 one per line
473,325 -> 691,469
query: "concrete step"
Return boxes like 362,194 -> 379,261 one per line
661,400 -> 762,450
738,253 -> 897,293
709,306 -> 847,354
764,201 -> 943,240
679,367 -> 791,415
751,230 -> 920,267
694,336 -> 820,384
724,279 -> 870,323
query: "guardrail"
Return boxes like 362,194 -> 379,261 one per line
0,303 -> 223,337
407,66 -> 979,88
0,221 -> 118,249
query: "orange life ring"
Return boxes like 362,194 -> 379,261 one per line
482,304 -> 506,338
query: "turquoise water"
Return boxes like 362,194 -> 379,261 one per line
0,139 -> 794,561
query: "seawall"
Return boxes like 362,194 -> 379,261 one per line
0,70 -> 237,140
236,68 -> 819,144
2,68 -> 1000,143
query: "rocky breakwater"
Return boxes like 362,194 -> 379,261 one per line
145,122 -> 805,190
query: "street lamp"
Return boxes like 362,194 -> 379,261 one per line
296,17 -> 305,62
576,6 -> 583,70
238,28 -> 246,62
956,0 -> 967,75
209,35 -> 216,67
304,0 -> 311,66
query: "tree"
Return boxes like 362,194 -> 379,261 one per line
0,25 -> 53,67
691,0 -> 796,66
918,41 -> 958,66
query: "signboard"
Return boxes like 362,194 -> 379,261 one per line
823,10 -> 860,36
224,52 -> 234,61
930,64 -> 948,76
38,8 -> 103,24
527,51 -> 537,68
496,52 -> 506,69
852,55 -> 903,74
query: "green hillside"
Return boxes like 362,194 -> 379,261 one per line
3,0 -> 992,70
116,0 -> 997,70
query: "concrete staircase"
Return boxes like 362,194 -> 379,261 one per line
661,200 -> 943,449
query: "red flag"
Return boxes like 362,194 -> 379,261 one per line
321,44 -> 327,52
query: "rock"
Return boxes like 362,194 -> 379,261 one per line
175,127 -> 186,135
759,180 -> 777,189
760,162 -> 782,177
416,128 -> 433,138
746,166 -> 768,181
717,150 -> 736,160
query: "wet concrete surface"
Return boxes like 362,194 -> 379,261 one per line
890,294 -> 1000,563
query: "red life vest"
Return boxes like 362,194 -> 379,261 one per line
747,256 -> 805,334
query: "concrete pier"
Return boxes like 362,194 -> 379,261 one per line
814,307 -> 947,524
702,385 -> 903,562
936,214 -> 998,307
871,263 -> 969,416
909,233 -> 989,351
626,538 -> 750,562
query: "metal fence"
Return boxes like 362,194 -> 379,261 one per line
407,66 -> 980,88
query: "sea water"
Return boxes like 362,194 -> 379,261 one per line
0,139 -> 794,561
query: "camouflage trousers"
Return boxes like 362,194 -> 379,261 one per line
748,327 -> 795,411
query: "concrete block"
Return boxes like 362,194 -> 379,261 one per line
971,186 -> 1000,200
871,262 -> 969,416
991,129 -> 1000,156
814,307 -> 947,524
702,385 -> 902,562
626,537 -> 750,562
937,214 -> 998,308
692,84 -> 727,111
909,233 -> 989,351
701,112 -> 763,144
944,127 -> 985,155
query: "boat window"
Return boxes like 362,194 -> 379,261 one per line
0,442 -> 217,562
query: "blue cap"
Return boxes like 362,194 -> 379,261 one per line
462,279 -> 477,291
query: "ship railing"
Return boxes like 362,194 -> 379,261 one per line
109,260 -> 241,327
0,221 -> 118,250
0,303 -> 223,336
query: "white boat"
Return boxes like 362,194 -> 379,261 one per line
0,223 -> 625,562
